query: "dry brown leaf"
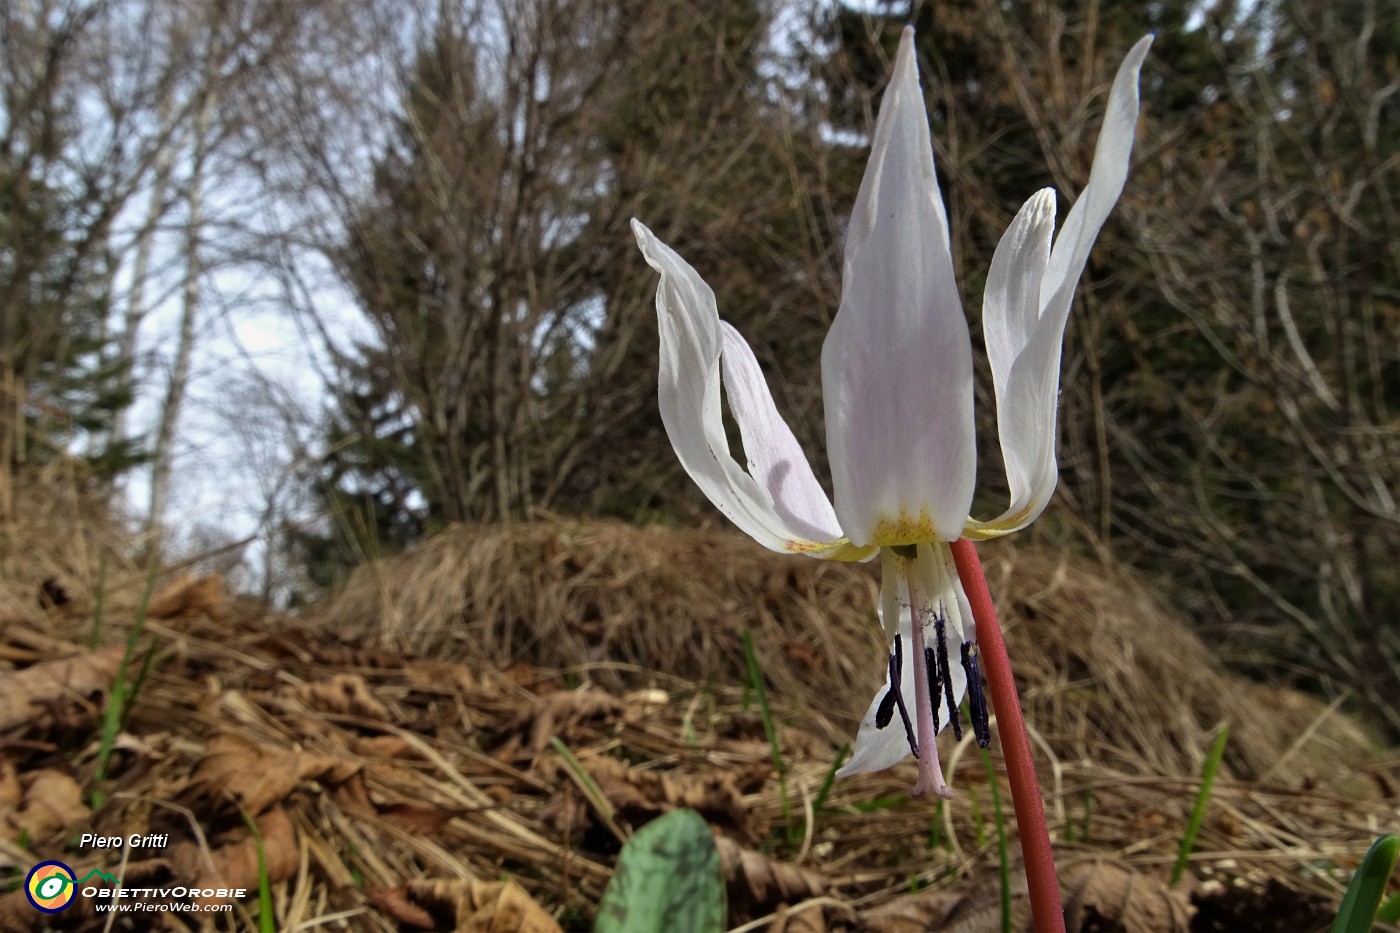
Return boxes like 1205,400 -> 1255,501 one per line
2,768 -> 88,843
182,733 -> 361,817
284,673 -> 391,720
373,878 -> 563,933
405,660 -> 480,695
714,834 -> 827,918
0,760 -> 19,812
538,786 -> 589,839
507,689 -> 622,753
367,884 -> 438,928
0,646 -> 122,731
111,729 -> 170,762
1061,859 -> 1193,933
169,807 -> 298,906
314,643 -> 406,669
0,887 -> 40,933
355,734 -> 419,759
562,754 -> 752,841
859,888 -> 965,932
146,573 -> 225,621
377,801 -> 460,836
771,901 -> 847,933
332,770 -> 379,819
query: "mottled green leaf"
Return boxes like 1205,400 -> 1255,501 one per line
594,810 -> 725,933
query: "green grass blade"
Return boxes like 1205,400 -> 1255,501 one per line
980,747 -> 1012,933
1172,725 -> 1229,885
120,639 -> 160,725
812,744 -> 848,815
740,629 -> 791,839
927,800 -> 945,852
1332,834 -> 1399,933
88,555 -> 107,650
239,806 -> 277,933
969,789 -> 987,849
550,737 -> 628,844
1376,889 -> 1400,924
854,794 -> 908,813
92,558 -> 160,800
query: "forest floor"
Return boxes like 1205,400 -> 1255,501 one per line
1,466 -> 1397,931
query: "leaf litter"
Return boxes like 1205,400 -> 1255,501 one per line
0,485 -> 1397,931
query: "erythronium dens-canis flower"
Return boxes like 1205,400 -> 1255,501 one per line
632,27 -> 1150,799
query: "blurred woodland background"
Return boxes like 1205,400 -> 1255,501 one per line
1,0 -> 1397,746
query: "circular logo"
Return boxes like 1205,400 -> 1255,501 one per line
25,861 -> 76,913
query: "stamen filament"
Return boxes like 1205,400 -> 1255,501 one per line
888,633 -> 918,757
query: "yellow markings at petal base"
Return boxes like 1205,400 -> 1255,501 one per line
963,502 -> 1037,540
869,512 -> 944,548
783,538 -> 876,562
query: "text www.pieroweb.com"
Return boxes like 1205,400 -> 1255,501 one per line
86,887 -> 238,913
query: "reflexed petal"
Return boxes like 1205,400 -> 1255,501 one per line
838,606 -> 918,777
981,190 -> 1055,526
983,190 -> 1056,398
633,219 -> 860,557
838,569 -> 970,779
971,35 -> 1151,536
720,322 -> 842,542
822,26 -> 976,548
1042,35 -> 1153,320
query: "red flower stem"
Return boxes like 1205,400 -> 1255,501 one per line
950,537 -> 1064,933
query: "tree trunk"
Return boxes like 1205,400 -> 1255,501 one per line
147,85 -> 216,536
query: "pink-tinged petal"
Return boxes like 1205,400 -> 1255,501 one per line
973,36 -> 1151,536
822,26 -> 975,548
633,219 -> 854,555
720,322 -> 842,541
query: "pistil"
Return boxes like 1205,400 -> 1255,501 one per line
905,563 -> 953,799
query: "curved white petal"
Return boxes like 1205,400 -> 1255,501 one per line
822,26 -> 976,548
838,586 -> 969,779
1041,35 -> 1153,319
838,605 -> 918,776
973,35 -> 1151,536
984,190 -> 1056,398
982,191 -> 1056,523
720,322 -> 842,541
633,219 -> 854,556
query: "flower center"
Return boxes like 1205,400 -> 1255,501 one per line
875,543 -> 992,797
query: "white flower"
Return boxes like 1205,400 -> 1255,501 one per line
632,27 -> 1150,798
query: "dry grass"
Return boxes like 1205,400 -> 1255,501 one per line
1,484 -> 1397,932
316,521 -> 1385,787
0,461 -> 147,620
